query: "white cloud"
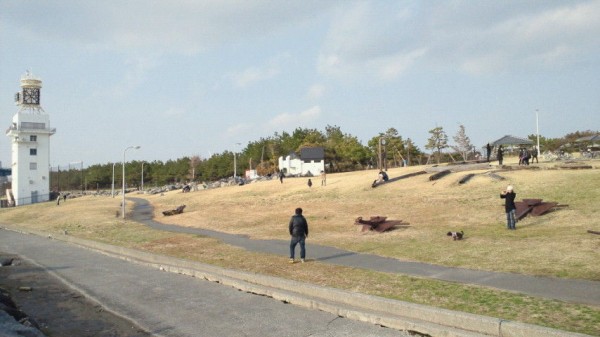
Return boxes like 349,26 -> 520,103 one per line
306,84 -> 326,100
164,107 -> 185,117
230,64 -> 280,88
2,1 -> 330,55
318,1 -> 600,78
459,54 -> 506,76
318,2 -> 425,79
370,48 -> 427,80
269,106 -> 321,128
435,1 -> 600,74
229,53 -> 291,88
94,55 -> 160,97
226,122 -> 254,136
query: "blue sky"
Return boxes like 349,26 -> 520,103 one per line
1,1 -> 598,167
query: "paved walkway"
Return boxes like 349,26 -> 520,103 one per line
131,198 -> 600,306
0,229 -> 409,337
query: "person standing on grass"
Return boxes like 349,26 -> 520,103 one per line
289,207 -> 309,263
497,146 -> 504,165
320,170 -> 326,186
500,185 -> 517,230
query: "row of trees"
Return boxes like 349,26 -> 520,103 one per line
526,130 -> 599,153
50,126 -> 597,191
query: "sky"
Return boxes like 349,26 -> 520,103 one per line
1,1 -> 599,168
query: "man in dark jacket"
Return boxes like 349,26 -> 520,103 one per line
500,185 -> 517,230
497,146 -> 504,165
288,207 -> 309,263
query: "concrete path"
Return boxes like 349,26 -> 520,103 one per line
131,198 -> 600,306
0,229 -> 409,337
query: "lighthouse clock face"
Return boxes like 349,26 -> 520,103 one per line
23,88 -> 40,104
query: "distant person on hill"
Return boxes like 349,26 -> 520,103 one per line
372,170 -> 389,188
497,146 -> 504,165
500,185 -> 517,230
486,143 -> 492,162
518,148 -> 524,165
320,170 -> 326,186
288,207 -> 309,263
279,170 -> 284,184
531,147 -> 538,163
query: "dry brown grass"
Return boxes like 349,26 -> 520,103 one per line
145,159 -> 600,280
1,157 -> 600,335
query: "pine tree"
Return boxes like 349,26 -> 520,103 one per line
425,126 -> 448,164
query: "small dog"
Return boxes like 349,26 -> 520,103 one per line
447,231 -> 464,241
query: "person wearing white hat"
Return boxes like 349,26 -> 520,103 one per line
500,185 -> 517,230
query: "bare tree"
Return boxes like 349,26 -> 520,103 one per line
452,124 -> 474,161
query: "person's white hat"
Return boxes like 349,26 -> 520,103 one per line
507,185 -> 513,191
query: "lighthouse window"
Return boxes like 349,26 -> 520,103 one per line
30,162 -> 37,170
30,148 -> 37,156
30,135 -> 37,142
21,122 -> 45,130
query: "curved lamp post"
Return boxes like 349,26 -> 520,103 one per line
233,142 -> 241,179
122,146 -> 140,219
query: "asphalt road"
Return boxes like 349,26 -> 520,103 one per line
0,229 -> 409,337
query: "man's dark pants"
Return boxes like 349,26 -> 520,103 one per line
289,236 -> 306,259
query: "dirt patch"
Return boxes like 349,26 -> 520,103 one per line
0,254 -> 150,337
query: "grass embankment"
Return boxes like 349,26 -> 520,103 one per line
1,158 -> 599,335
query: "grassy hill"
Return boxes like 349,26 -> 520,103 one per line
145,159 -> 600,280
1,156 -> 599,334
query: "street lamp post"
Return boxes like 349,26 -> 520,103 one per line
378,137 -> 386,171
536,109 -> 541,158
407,138 -> 411,166
233,142 -> 241,179
122,146 -> 140,219
141,162 -> 145,192
81,161 -> 84,193
111,163 -> 116,198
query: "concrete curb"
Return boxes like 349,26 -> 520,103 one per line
3,226 -> 592,337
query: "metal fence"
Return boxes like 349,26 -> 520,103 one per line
1,192 -> 55,208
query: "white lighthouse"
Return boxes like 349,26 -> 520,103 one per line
6,71 -> 56,206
